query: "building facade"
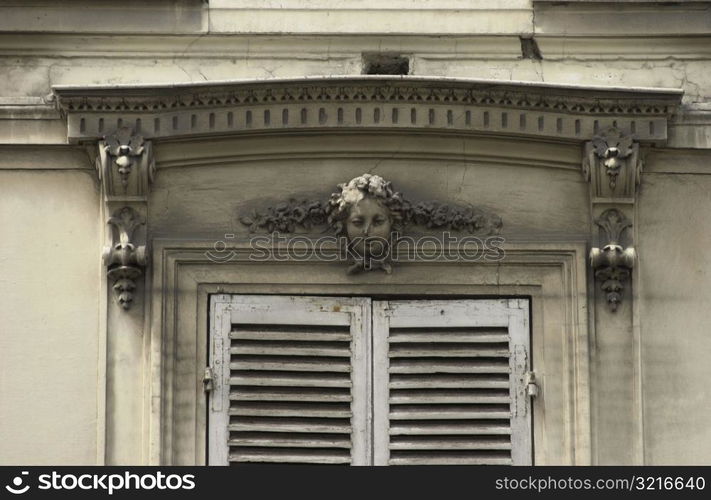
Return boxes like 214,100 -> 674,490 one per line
1,0 -> 711,465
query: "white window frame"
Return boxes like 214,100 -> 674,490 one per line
209,295 -> 532,465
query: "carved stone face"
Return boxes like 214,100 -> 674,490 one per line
345,197 -> 392,259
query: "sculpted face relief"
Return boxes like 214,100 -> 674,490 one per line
345,196 -> 393,261
328,173 -> 401,274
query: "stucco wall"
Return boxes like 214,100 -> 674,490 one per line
151,134 -> 586,239
0,168 -> 101,464
638,151 -> 711,465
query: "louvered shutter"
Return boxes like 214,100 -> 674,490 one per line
373,299 -> 532,465
209,295 -> 371,465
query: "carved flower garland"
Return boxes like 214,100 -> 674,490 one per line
240,200 -> 329,233
240,174 -> 502,236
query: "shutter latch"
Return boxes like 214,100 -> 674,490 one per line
203,367 -> 214,393
525,371 -> 539,398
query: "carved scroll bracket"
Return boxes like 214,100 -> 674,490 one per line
583,128 -> 640,312
103,207 -> 148,310
97,127 -> 154,311
589,209 -> 636,312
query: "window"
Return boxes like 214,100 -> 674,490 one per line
208,295 -> 532,465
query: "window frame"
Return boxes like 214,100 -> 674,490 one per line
208,294 -> 532,465
146,239 -> 590,465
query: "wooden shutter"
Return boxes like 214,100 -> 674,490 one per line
209,295 -> 371,465
373,299 -> 532,465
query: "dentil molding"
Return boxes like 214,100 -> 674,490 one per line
54,76 -> 682,145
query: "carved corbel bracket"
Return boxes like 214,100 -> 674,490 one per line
97,127 -> 155,201
583,128 -> 640,199
97,127 -> 154,311
583,128 -> 640,312
103,207 -> 148,310
589,209 -> 636,312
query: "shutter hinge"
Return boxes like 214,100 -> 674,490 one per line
203,366 -> 214,393
525,371 -> 539,398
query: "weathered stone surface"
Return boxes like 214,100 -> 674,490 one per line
1,0 -> 711,466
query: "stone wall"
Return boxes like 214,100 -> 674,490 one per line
1,0 -> 710,464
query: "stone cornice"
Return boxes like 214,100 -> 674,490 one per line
534,0 -> 711,37
2,33 -> 710,60
0,34 -> 523,58
53,76 -> 683,145
536,36 -> 711,60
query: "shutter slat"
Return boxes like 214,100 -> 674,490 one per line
230,373 -> 351,388
230,330 -> 352,342
389,376 -> 510,389
389,332 -> 509,343
230,328 -> 351,342
231,358 -> 351,373
389,406 -> 510,420
230,344 -> 350,357
389,422 -> 512,435
230,389 -> 352,403
390,360 -> 509,374
230,403 -> 352,418
389,456 -> 513,465
229,450 -> 351,464
389,345 -> 510,357
229,436 -> 351,449
390,438 -> 512,450
390,392 -> 510,404
230,418 -> 351,434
